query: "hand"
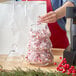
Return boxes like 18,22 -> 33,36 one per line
38,11 -> 57,23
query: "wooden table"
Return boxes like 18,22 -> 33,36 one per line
0,48 -> 64,72
0,0 -> 9,3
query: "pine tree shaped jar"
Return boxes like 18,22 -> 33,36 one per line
25,23 -> 54,66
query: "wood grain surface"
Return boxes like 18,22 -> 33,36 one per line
0,48 -> 64,72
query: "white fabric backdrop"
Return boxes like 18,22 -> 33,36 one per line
0,1 -> 47,54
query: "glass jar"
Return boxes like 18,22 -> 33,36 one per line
25,23 -> 54,66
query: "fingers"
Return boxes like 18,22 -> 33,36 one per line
40,11 -> 54,19
38,11 -> 57,23
40,18 -> 56,23
40,14 -> 57,22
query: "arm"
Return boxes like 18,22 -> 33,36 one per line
55,1 -> 74,20
38,1 -> 74,23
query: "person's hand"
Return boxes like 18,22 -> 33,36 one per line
38,11 -> 57,24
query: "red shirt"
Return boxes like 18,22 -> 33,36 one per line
46,0 -> 69,49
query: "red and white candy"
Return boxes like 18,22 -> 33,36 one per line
25,24 -> 53,66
